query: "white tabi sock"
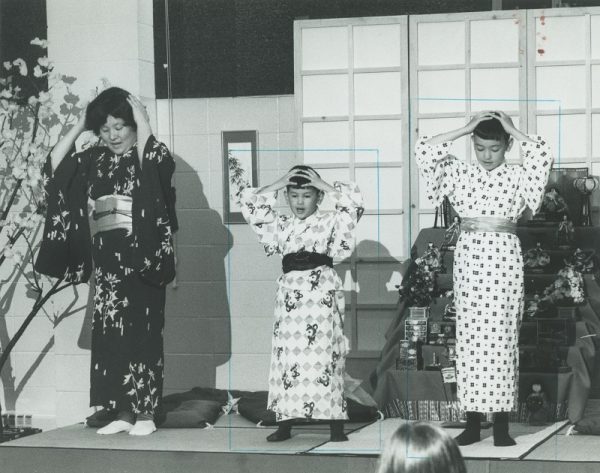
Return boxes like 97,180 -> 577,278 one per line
129,420 -> 157,436
96,420 -> 134,435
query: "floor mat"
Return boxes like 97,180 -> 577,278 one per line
309,418 -> 569,459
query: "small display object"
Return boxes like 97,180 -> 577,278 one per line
441,366 -> 457,384
397,339 -> 419,370
556,215 -> 575,249
526,382 -> 550,426
442,216 -> 461,251
428,321 -> 456,345
573,176 -> 598,227
417,242 -> 445,274
425,351 -> 442,371
405,318 -> 428,343
567,248 -> 595,274
409,306 -> 430,319
447,344 -> 456,363
443,300 -> 456,321
533,186 -> 569,222
523,242 -> 551,273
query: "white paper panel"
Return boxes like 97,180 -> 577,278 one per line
302,75 -> 349,117
537,114 -> 586,161
418,70 -> 466,113
592,16 -> 600,59
303,121 -> 349,165
353,24 -> 401,68
592,114 -> 600,158
311,167 -> 351,211
356,214 -> 405,258
471,19 -> 519,64
355,167 -> 403,211
356,262 -> 403,305
419,213 -> 436,231
416,117 -> 469,159
357,310 -> 396,351
470,68 -> 520,112
418,21 -> 465,66
536,66 -> 586,111
354,72 -> 402,115
301,27 -> 348,70
592,65 -> 600,109
355,120 -> 402,163
535,16 -> 585,62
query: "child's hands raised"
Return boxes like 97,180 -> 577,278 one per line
491,110 -> 516,134
464,111 -> 497,134
293,167 -> 335,193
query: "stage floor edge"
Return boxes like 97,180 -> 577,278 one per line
1,418 -> 600,473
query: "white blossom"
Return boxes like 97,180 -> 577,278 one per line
12,58 -> 27,76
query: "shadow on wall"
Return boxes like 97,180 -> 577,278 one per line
78,152 -> 234,392
335,239 -> 408,381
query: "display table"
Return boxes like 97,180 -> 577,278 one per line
363,226 -> 600,424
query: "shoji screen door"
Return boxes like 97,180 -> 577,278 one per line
294,17 -> 409,357
528,6 -> 600,180
409,10 -> 528,236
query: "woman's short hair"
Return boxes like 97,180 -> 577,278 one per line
287,164 -> 321,190
377,422 -> 467,473
473,117 -> 510,143
85,87 -> 136,134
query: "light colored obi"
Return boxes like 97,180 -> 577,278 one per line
92,195 -> 132,236
461,217 -> 517,234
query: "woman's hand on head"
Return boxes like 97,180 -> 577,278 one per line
127,95 -> 152,133
73,104 -> 88,133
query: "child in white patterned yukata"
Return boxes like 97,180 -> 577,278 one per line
416,111 -> 553,447
238,165 -> 363,442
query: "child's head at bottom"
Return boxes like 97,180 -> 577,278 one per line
472,116 -> 513,172
285,165 -> 324,220
376,422 -> 467,473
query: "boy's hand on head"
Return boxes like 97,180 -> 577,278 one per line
491,110 -> 516,133
465,111 -> 496,134
296,168 -> 335,193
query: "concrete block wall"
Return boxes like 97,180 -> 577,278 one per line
155,95 -> 298,394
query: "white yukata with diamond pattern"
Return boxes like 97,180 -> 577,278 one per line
415,135 -> 553,413
239,182 -> 363,421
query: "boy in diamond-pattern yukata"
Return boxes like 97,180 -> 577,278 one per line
237,165 -> 363,442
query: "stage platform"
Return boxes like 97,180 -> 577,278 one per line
1,415 -> 599,473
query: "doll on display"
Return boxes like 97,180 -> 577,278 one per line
556,214 -> 575,248
524,242 -> 551,273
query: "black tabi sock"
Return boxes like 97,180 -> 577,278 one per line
455,411 -> 481,446
266,419 -> 293,442
493,412 -> 516,447
330,420 -> 348,442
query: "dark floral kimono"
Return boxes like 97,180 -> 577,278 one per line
35,135 -> 177,416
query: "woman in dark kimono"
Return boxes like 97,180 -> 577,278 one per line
35,87 -> 177,436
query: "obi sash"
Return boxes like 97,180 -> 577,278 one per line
92,195 -> 133,236
461,217 -> 517,234
282,251 -> 333,274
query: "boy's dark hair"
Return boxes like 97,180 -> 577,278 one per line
287,165 -> 321,191
85,87 -> 136,134
473,117 -> 510,143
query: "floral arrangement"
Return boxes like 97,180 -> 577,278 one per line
398,259 -> 439,307
542,262 -> 585,305
0,38 -> 89,434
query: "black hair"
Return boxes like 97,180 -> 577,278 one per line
473,117 -> 510,143
85,87 -> 136,134
287,164 -> 321,190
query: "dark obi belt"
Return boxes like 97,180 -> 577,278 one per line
282,251 -> 333,274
